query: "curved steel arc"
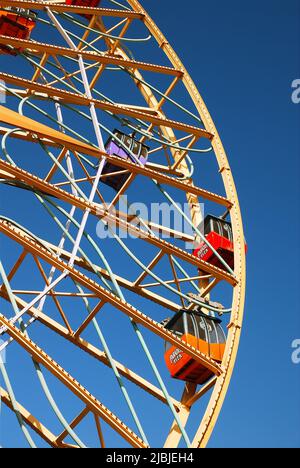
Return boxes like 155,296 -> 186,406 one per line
0,0 -> 246,448
126,0 -> 246,447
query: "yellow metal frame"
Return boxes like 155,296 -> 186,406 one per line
0,0 -> 246,448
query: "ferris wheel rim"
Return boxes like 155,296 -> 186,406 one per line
0,0 -> 246,449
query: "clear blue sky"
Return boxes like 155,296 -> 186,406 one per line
0,0 -> 299,448
151,0 -> 300,448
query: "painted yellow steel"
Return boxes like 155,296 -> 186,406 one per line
0,291 -> 182,410
0,218 -> 223,376
0,0 -> 143,18
0,74 -> 213,138
0,35 -> 183,76
0,158 -> 236,284
0,386 -> 62,447
0,0 -> 246,448
0,312 -> 148,448
126,0 -> 246,448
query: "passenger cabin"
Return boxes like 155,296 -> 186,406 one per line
193,214 -> 247,271
0,8 -> 37,55
66,0 -> 102,6
66,0 -> 102,17
102,130 -> 149,191
164,309 -> 226,385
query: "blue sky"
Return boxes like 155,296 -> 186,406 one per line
0,0 -> 299,448
151,0 -> 300,447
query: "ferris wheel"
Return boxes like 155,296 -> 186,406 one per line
0,0 -> 246,448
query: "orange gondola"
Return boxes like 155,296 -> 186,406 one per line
164,309 -> 226,385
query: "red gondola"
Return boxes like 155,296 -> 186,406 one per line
164,309 -> 226,385
66,0 -> 102,6
193,214 -> 247,271
0,8 -> 37,55
66,0 -> 102,18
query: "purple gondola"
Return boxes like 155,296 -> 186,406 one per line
102,130 -> 149,191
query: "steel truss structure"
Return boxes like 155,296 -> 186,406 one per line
0,0 -> 246,448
